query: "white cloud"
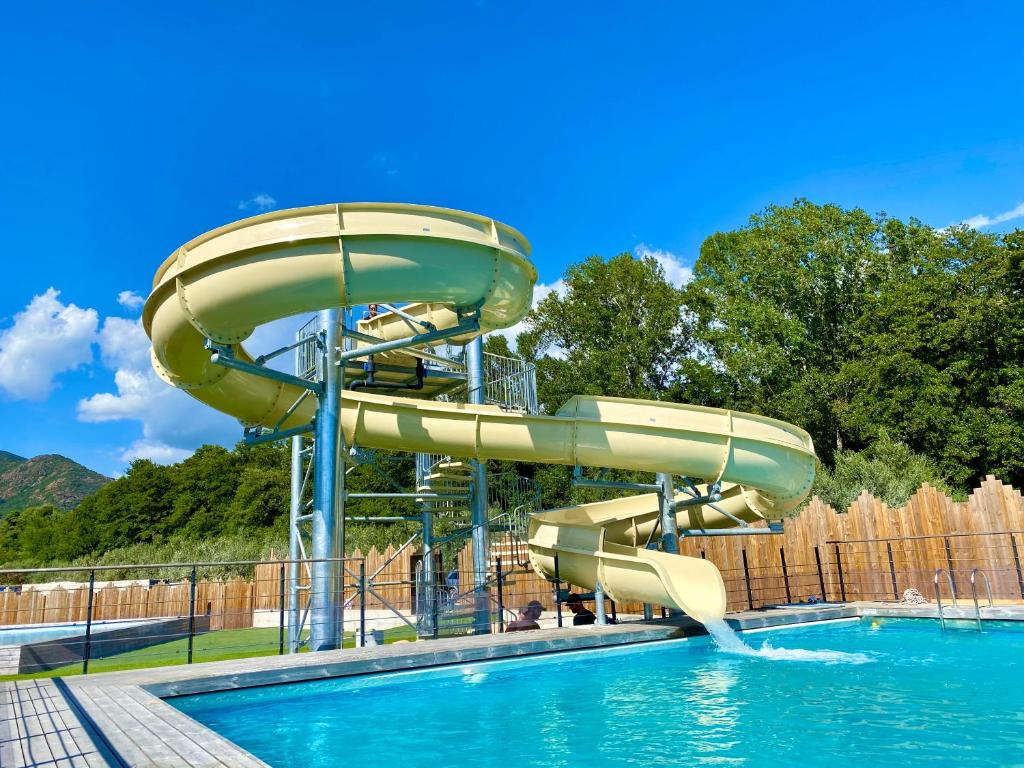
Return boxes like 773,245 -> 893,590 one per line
116,290 -> 145,311
78,368 -> 159,423
97,316 -> 150,370
120,440 -> 192,464
237,193 -> 277,212
634,243 -> 694,287
489,279 -> 567,353
78,310 -> 311,465
78,312 -> 239,464
961,201 -> 1024,229
0,288 -> 98,401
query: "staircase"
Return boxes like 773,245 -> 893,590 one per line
489,506 -> 532,571
416,458 -> 473,522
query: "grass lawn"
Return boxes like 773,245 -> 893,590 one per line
0,621 -> 421,682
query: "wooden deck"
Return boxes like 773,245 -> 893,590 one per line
1,680 -> 110,768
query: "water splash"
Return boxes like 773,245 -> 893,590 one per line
703,619 -> 872,664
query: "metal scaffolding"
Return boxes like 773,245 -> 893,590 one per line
277,308 -> 541,650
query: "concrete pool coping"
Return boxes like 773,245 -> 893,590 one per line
4,601 -> 1023,768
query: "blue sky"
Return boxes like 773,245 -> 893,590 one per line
1,2 -> 1022,477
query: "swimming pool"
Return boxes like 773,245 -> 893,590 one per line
0,619 -> 153,646
171,618 -> 1024,767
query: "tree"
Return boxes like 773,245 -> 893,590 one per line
838,223 -> 1024,488
685,200 -> 888,466
517,252 -> 690,413
64,458 -> 176,556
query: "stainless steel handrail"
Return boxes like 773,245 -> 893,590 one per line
969,568 -> 994,632
933,568 -> 958,630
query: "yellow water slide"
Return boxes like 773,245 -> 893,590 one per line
144,203 -> 816,623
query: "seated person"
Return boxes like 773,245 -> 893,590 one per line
565,593 -> 597,625
505,601 -> 542,632
527,600 -> 544,625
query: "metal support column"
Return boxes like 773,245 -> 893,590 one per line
887,542 -> 899,600
657,472 -> 682,617
594,581 -> 607,625
1011,534 -> 1024,600
311,308 -> 344,651
467,335 -> 491,634
656,473 -> 679,554
416,452 -> 437,638
82,571 -> 95,675
288,435 -> 303,653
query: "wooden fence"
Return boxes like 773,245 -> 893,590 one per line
491,475 -> 1024,614
4,476 -> 1024,629
1,577 -> 255,630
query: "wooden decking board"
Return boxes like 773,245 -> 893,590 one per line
100,685 -> 262,768
69,685 -> 165,768
0,681 -> 110,768
117,686 -> 266,768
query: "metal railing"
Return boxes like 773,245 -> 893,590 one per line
970,568 -> 994,632
294,314 -> 537,414
0,557 -> 387,678
482,353 -> 539,413
934,568 -> 957,630
827,530 -> 1024,605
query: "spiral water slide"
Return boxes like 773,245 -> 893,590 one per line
144,203 -> 816,624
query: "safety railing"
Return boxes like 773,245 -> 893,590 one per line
827,531 -> 1024,606
970,567 -> 994,632
0,557 -> 429,679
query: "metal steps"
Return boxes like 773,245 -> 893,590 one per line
934,567 -> 994,631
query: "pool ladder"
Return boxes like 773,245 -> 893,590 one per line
933,567 -> 993,631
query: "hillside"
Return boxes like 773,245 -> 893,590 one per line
0,450 -> 26,475
0,453 -> 111,515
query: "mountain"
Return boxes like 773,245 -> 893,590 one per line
0,450 -> 26,475
0,453 -> 111,515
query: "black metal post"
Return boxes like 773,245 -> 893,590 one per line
554,554 -> 563,628
887,542 -> 899,600
944,537 -> 956,593
496,556 -> 505,633
359,562 -> 367,647
741,549 -> 754,610
278,562 -> 286,655
779,547 -> 792,604
610,600 -> 617,623
814,545 -> 827,601
82,570 -> 95,675
187,564 -> 197,664
1011,534 -> 1024,600
834,545 -> 847,602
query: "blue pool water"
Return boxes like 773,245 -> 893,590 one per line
171,619 -> 1024,767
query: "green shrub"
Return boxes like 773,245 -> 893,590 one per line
811,434 -> 951,511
